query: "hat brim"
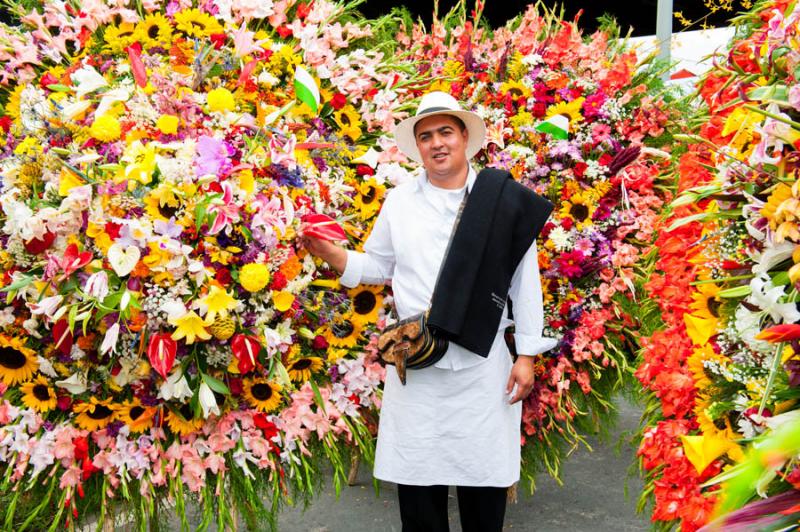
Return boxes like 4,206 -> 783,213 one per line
394,109 -> 486,164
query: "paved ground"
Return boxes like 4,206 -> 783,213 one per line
277,399 -> 649,532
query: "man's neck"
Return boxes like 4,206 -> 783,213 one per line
427,165 -> 469,190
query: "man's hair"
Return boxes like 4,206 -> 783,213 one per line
413,114 -> 467,137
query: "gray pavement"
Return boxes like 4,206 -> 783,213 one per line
277,399 -> 649,532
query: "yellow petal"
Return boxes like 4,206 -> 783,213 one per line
58,169 -> 85,196
273,291 -> 295,312
680,434 -> 735,474
684,313 -> 716,346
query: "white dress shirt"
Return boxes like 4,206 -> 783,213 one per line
341,166 -> 558,369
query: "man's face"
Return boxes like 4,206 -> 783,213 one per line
414,114 -> 469,181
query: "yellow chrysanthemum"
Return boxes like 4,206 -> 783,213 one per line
20,375 -> 57,413
207,87 -> 236,113
243,378 -> 283,412
442,60 -> 466,78
0,335 -> 38,386
239,263 -> 270,292
90,114 -> 121,142
73,397 -> 118,431
174,8 -> 223,38
156,114 -> 179,135
545,97 -> 586,129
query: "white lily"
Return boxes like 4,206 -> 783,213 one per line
198,381 -> 220,419
747,273 -> 800,324
158,370 -> 193,402
55,372 -> 88,394
100,323 -> 120,355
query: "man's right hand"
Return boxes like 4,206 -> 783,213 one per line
301,236 -> 348,274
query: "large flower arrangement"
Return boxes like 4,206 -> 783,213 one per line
390,5 -> 677,484
636,0 -> 800,529
0,0 -> 404,528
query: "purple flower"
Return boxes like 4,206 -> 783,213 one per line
195,135 -> 232,177
786,359 -> 800,387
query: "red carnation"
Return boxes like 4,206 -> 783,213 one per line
330,93 -> 347,110
270,271 -> 288,290
210,33 -> 226,49
312,334 -> 328,350
24,231 -> 56,254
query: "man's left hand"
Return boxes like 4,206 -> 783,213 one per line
506,356 -> 536,405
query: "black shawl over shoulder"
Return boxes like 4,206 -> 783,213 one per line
427,168 -> 554,357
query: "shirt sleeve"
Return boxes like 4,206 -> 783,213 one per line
339,195 -> 396,288
508,239 -> 559,357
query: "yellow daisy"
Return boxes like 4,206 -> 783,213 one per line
20,375 -> 58,413
243,378 -> 283,412
0,335 -> 39,386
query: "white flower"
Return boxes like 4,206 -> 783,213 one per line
198,382 -> 220,419
83,271 -> 109,300
158,370 -> 193,402
100,323 -> 120,355
747,273 -> 800,324
548,226 -> 573,252
70,66 -> 108,98
27,295 -> 63,319
751,241 -> 794,276
55,372 -> 88,394
36,356 -> 58,378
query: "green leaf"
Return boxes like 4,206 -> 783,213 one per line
771,271 -> 790,286
46,84 -> 72,92
68,305 -> 78,332
308,379 -> 327,414
747,84 -> 789,102
201,373 -> 230,395
719,285 -> 752,298
665,213 -> 710,232
0,274 -> 35,293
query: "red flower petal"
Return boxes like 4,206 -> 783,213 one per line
147,333 -> 177,380
300,213 -> 347,242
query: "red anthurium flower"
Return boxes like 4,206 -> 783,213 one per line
24,230 -> 56,254
126,44 -> 148,88
232,334 -> 261,374
53,319 -> 74,357
299,213 -> 347,242
147,333 -> 177,379
755,324 -> 800,343
60,243 -> 93,279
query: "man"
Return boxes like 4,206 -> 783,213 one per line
304,91 -> 556,532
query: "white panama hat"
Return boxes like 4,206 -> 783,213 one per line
393,91 -> 487,164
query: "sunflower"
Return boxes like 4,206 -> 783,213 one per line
333,105 -> 362,142
103,22 -> 137,54
687,344 -> 726,390
0,335 -> 39,386
243,378 -> 283,412
559,191 -> 596,230
353,179 -> 385,220
322,314 -> 363,348
689,284 -> 723,322
144,184 -> 182,222
286,354 -> 325,382
174,9 -> 223,39
5,85 -> 23,122
544,97 -> 585,129
117,399 -> 156,433
499,79 -> 532,100
348,285 -> 383,325
134,13 -> 173,49
73,397 -> 118,431
166,403 -> 203,436
19,375 -> 57,413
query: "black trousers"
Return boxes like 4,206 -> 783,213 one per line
397,484 -> 508,532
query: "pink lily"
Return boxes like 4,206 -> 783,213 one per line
207,182 -> 241,235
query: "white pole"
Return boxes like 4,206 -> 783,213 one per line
656,0 -> 673,78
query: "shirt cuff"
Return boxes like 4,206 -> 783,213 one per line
339,250 -> 364,288
514,334 -> 559,357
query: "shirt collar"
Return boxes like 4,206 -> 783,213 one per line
414,165 -> 477,193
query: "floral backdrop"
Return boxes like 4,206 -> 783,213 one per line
0,0 -> 734,529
